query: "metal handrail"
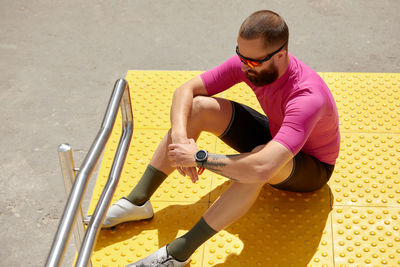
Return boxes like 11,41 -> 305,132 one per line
46,79 -> 133,267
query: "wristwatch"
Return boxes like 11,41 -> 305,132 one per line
195,149 -> 208,167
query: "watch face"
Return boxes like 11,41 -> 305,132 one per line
196,150 -> 207,160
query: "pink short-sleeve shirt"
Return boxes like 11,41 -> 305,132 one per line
200,54 -> 340,165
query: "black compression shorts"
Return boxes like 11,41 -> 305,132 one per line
218,100 -> 335,192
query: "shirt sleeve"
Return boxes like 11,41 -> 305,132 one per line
200,55 -> 243,96
272,92 -> 324,156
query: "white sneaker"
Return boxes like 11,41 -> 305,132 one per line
126,246 -> 190,267
84,198 -> 154,228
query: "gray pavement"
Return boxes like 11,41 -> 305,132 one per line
0,1 -> 399,266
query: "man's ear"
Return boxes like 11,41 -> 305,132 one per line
277,50 -> 286,59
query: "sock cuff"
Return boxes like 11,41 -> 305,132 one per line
167,216 -> 218,261
147,164 -> 168,177
199,217 -> 218,235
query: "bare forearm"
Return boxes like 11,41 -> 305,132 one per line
170,85 -> 193,139
169,140 -> 293,184
199,153 -> 265,183
170,76 -> 208,140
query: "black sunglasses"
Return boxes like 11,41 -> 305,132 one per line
236,43 -> 286,67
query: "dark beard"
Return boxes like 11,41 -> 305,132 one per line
245,64 -> 279,87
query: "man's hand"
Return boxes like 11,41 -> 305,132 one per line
170,134 -> 192,178
168,139 -> 200,183
168,139 -> 198,167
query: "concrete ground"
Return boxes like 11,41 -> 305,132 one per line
0,1 -> 399,266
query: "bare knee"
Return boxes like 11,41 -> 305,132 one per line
186,96 -> 209,129
191,96 -> 212,117
188,96 -> 216,126
188,96 -> 233,135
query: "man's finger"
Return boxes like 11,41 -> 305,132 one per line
184,167 -> 192,179
167,152 -> 172,161
177,167 -> 186,176
167,154 -> 176,163
168,144 -> 178,150
188,167 -> 198,183
183,167 -> 191,177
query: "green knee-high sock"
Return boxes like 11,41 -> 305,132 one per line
125,165 -> 167,206
167,217 -> 217,262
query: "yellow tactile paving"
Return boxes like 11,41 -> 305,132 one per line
126,71 -> 202,130
202,201 -> 334,267
323,73 -> 400,133
86,71 -> 400,266
331,207 -> 400,266
331,133 -> 400,207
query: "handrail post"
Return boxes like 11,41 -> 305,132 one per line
46,79 -> 131,267
58,144 -> 92,267
58,144 -> 85,251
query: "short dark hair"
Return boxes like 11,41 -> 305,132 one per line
239,10 -> 289,51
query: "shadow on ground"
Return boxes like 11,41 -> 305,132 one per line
92,182 -> 333,266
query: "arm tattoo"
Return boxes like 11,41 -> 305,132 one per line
202,154 -> 240,182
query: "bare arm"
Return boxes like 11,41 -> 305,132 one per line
168,140 -> 294,184
170,76 -> 208,142
169,76 -> 208,180
202,141 -> 293,183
